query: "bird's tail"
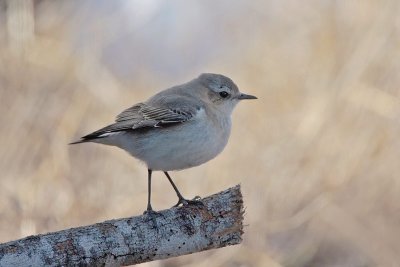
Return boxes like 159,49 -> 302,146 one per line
69,124 -> 118,145
69,139 -> 89,145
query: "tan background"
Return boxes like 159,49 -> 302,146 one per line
1,0 -> 400,266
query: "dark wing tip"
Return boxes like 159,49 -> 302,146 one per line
69,133 -> 104,145
69,124 -> 116,145
69,139 -> 87,145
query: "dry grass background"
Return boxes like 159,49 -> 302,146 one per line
1,0 -> 400,266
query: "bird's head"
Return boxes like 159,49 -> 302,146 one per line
197,73 -> 257,114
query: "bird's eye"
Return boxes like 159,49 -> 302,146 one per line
219,91 -> 229,98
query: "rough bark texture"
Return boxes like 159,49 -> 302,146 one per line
0,185 -> 244,266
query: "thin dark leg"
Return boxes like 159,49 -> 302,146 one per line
164,172 -> 203,207
164,171 -> 185,200
146,169 -> 153,212
144,169 -> 162,229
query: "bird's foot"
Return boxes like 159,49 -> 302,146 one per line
143,207 -> 163,229
192,195 -> 202,201
174,196 -> 204,207
143,209 -> 160,216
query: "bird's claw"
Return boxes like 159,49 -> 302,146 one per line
143,209 -> 160,216
174,196 -> 204,207
143,208 -> 164,230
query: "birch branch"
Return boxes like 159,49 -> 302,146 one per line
0,185 -> 244,266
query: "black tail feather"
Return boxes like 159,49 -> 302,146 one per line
69,123 -> 121,145
69,139 -> 89,145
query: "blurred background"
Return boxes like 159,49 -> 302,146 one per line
1,0 -> 400,266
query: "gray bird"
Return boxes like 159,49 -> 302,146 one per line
71,73 -> 257,213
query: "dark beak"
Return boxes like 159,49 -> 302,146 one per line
238,93 -> 257,100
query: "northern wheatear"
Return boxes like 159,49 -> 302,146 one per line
71,73 -> 257,213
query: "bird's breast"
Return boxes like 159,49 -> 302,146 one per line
123,109 -> 232,171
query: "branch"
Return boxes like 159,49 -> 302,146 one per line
0,185 -> 244,266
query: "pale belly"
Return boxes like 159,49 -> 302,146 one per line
107,117 -> 231,171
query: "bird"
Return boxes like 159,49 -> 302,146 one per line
70,73 -> 257,213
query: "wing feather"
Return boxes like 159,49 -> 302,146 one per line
78,97 -> 200,141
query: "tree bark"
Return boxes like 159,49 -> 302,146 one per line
0,185 -> 244,266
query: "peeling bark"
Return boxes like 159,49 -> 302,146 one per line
0,185 -> 244,266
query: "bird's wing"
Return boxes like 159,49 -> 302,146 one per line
115,102 -> 194,128
78,95 -> 202,141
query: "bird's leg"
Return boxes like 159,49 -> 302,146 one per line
144,169 -> 158,214
143,169 -> 163,230
163,171 -> 185,203
163,172 -> 203,207
146,169 -> 153,212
